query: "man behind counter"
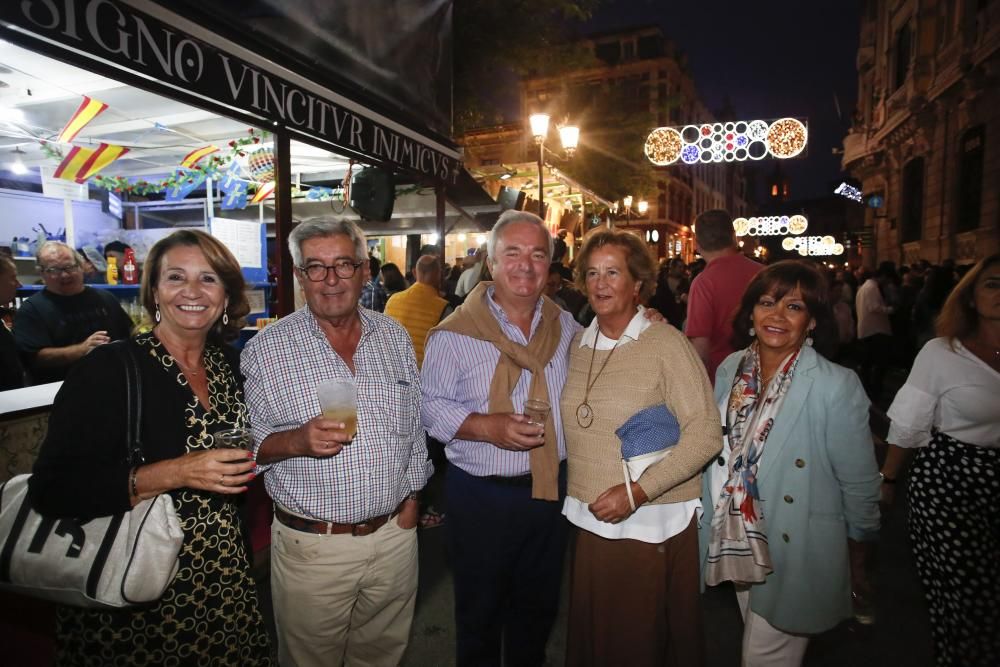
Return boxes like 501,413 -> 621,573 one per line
14,241 -> 132,384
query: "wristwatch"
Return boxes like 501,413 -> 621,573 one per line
879,472 -> 896,485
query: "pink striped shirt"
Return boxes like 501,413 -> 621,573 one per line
421,287 -> 581,477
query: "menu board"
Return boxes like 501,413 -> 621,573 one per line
210,218 -> 263,269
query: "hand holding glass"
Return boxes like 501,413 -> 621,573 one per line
523,399 -> 551,426
214,427 -> 253,451
317,378 -> 359,439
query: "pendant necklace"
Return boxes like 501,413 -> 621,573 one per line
576,331 -> 623,428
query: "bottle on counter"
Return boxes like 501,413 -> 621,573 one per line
122,248 -> 138,285
106,255 -> 118,285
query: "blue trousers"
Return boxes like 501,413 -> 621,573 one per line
445,462 -> 569,667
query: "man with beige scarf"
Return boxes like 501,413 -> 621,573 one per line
421,210 -> 581,666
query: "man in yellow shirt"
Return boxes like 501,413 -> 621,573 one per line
385,255 -> 451,367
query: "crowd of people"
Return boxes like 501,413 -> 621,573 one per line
3,207 -> 996,666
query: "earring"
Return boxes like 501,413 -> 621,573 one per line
154,305 -> 161,323
222,311 -> 229,326
805,329 -> 815,346
749,326 -> 756,337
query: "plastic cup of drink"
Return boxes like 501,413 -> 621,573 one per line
215,427 -> 253,451
523,399 -> 551,426
317,378 -> 359,439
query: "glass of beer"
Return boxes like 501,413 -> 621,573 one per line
214,427 -> 253,451
317,378 -> 358,439
523,399 -> 551,426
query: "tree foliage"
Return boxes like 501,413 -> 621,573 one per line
453,0 -> 601,132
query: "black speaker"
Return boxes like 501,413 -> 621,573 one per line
497,185 -> 526,211
350,168 -> 395,222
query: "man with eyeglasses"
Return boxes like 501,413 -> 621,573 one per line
13,241 -> 131,384
241,219 -> 428,667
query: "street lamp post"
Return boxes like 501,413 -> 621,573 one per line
623,195 -> 633,225
529,113 -> 579,219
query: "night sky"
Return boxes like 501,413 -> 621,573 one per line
581,0 -> 863,201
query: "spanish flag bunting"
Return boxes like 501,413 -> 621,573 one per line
56,97 -> 108,143
54,143 -> 130,183
250,180 -> 275,204
180,145 -> 220,168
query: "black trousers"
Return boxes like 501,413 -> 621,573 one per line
858,333 -> 891,399
445,462 -> 569,667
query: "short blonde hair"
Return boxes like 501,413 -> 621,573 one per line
573,228 -> 655,302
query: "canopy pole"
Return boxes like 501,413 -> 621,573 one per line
436,184 -> 446,261
274,131 -> 295,317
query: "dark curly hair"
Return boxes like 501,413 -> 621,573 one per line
731,260 -> 837,359
140,229 -> 250,343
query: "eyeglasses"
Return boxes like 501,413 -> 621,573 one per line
41,265 -> 81,276
298,260 -> 364,282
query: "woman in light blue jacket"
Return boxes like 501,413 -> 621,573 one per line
699,261 -> 880,666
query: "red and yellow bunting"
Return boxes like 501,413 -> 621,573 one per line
250,180 -> 275,204
180,145 -> 220,168
54,143 -> 130,183
56,97 -> 108,143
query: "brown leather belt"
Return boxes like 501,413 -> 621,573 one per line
275,503 -> 403,537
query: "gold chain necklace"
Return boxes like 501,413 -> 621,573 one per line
576,332 -> 623,428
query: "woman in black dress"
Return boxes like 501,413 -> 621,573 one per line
30,230 -> 272,666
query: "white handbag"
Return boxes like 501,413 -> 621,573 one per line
0,342 -> 183,608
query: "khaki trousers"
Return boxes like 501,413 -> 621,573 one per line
736,587 -> 810,667
270,515 -> 418,667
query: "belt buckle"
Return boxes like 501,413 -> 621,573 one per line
353,521 -> 374,537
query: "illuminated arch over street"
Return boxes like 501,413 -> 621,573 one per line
733,215 -> 808,237
645,118 -> 808,166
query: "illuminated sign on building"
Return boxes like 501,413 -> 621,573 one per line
782,236 -> 845,256
733,215 -> 808,237
645,118 -> 808,166
834,182 -> 862,202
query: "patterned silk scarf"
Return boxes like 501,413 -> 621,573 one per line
704,342 -> 801,586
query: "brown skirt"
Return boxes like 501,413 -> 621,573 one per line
566,514 -> 704,667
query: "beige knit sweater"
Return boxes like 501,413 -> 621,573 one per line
561,321 -> 722,505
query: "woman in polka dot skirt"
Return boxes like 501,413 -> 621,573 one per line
883,254 -> 1000,666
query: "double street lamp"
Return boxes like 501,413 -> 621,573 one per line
621,196 -> 648,225
529,113 -> 580,215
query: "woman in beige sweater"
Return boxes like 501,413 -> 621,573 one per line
561,229 -> 720,667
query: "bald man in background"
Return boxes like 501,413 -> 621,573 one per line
14,241 -> 132,384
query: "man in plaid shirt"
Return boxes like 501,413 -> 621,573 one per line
360,256 -> 388,312
242,219 -> 429,667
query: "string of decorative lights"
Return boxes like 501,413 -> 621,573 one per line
782,235 -> 845,256
733,215 -> 808,237
645,118 -> 808,166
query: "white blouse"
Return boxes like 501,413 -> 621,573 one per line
886,337 -> 1000,449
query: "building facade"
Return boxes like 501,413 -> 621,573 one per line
841,0 -> 1000,266
460,26 -> 751,261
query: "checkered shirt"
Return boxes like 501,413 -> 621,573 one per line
360,279 -> 388,312
241,306 -> 430,523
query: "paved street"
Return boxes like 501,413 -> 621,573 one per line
394,465 -> 932,666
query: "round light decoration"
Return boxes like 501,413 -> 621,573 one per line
765,118 -> 808,158
644,117 -> 808,166
733,215 -> 808,237
784,236 -> 845,256
644,127 -> 684,166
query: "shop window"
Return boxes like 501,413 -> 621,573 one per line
900,157 -> 925,242
623,42 -> 635,60
956,126 -> 985,232
893,23 -> 912,90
